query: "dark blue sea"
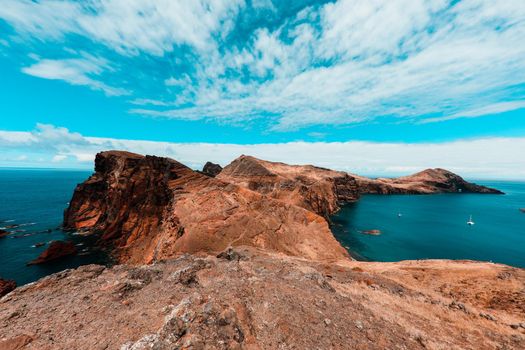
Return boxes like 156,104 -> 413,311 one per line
332,181 -> 525,268
0,169 -> 106,285
1,170 -> 524,286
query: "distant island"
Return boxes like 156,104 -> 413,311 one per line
1,151 -> 523,350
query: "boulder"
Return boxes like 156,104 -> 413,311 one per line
202,161 -> 223,177
0,278 -> 16,297
28,240 -> 77,265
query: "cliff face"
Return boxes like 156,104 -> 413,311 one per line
63,151 -> 348,264
217,155 -> 360,218
1,248 -> 523,350
353,168 -> 503,194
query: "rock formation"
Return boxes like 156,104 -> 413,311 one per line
217,155 -> 360,218
63,151 -> 348,264
27,240 -> 77,265
201,161 -> 222,177
1,248 -> 523,349
0,229 -> 9,238
62,152 -> 504,266
0,278 -> 15,298
354,168 -> 503,194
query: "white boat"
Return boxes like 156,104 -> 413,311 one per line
467,215 -> 475,226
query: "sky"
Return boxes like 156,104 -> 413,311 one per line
0,0 -> 524,178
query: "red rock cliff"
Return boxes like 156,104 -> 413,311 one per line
353,168 -> 503,194
64,151 -> 348,264
217,155 -> 360,218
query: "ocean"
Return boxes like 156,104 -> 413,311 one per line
331,181 -> 525,268
1,170 -> 524,286
0,169 -> 105,285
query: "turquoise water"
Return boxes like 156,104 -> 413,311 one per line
331,181 -> 525,268
0,169 -> 106,285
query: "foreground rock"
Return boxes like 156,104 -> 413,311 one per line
354,168 -> 503,194
27,241 -> 77,265
0,278 -> 15,298
0,229 -> 9,238
201,161 -> 222,177
63,151 -> 348,264
218,155 -> 360,218
1,248 -> 523,350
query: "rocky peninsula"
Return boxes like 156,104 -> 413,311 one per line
1,151 -> 521,350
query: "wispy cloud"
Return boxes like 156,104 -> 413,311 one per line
1,1 -> 525,129
422,100 -> 525,123
22,55 -> 129,96
1,124 -> 524,179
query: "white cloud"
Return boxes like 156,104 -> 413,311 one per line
22,56 -> 129,96
1,124 -> 524,179
52,154 -> 67,162
0,0 -> 243,56
1,1 -> 525,129
128,0 -> 525,129
422,101 -> 525,123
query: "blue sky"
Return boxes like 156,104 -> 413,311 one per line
0,0 -> 525,177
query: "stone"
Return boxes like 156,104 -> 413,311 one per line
202,161 -> 223,177
217,247 -> 245,261
0,278 -> 16,298
0,334 -> 33,350
27,240 -> 77,265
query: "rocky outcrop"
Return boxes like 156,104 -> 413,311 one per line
353,168 -> 503,194
201,161 -> 222,177
1,248 -> 523,349
27,240 -> 77,265
0,278 -> 16,298
217,155 -> 360,218
0,229 -> 9,238
63,151 -> 348,264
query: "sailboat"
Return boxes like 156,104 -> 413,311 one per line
467,215 -> 475,226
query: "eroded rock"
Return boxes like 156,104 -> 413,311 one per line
202,161 -> 223,177
0,278 -> 16,298
354,168 -> 503,194
63,151 -> 348,264
27,240 -> 77,265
